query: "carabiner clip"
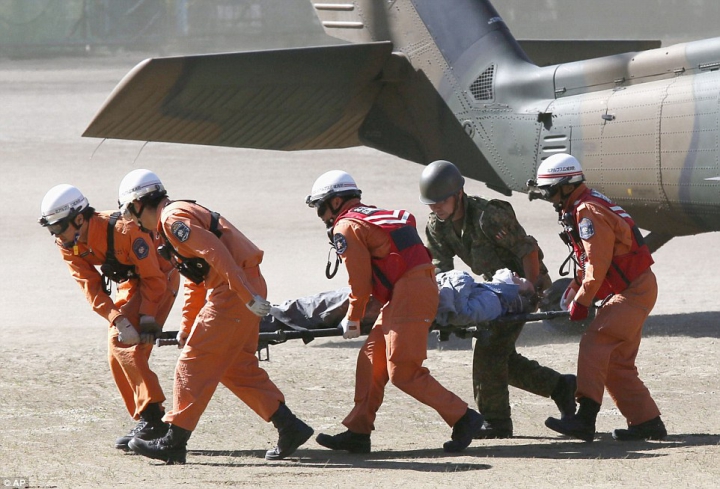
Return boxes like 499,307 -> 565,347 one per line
325,245 -> 340,279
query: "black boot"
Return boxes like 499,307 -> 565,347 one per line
545,397 -> 600,443
129,424 -> 191,465
443,408 -> 484,453
473,418 -> 513,439
115,402 -> 169,451
551,374 -> 577,419
316,430 -> 371,454
612,416 -> 667,441
265,403 -> 314,460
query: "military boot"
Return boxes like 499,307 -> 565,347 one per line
473,418 -> 513,439
316,430 -> 371,454
545,397 -> 600,443
612,416 -> 667,441
443,408 -> 484,453
265,403 -> 314,460
114,402 -> 169,451
551,374 -> 577,419
129,424 -> 191,465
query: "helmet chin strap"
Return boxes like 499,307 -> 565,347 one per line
322,197 -> 346,236
132,202 -> 154,233
61,216 -> 84,249
553,185 -> 576,212
138,220 -> 153,234
323,198 -> 346,279
62,233 -> 80,249
323,217 -> 336,237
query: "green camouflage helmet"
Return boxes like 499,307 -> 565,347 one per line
419,160 -> 465,204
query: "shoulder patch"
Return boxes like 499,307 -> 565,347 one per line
171,221 -> 191,242
333,233 -> 348,255
132,237 -> 150,259
578,217 -> 595,240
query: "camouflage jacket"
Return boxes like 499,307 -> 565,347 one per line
425,195 -> 548,282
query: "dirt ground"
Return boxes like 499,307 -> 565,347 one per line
1,54 -> 720,489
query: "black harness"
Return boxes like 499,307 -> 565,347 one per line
100,212 -> 138,295
158,203 -> 222,285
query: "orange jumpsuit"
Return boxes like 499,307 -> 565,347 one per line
567,185 -> 661,426
59,211 -> 179,419
157,200 -> 284,432
334,202 -> 469,434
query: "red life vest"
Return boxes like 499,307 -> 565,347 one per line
335,206 -> 432,303
565,188 -> 654,299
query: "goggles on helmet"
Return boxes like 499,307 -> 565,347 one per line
306,193 -> 332,218
120,201 -> 144,221
315,200 -> 331,218
526,178 -> 569,201
39,206 -> 82,236
39,216 -> 71,236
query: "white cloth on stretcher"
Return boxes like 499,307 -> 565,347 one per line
435,270 -> 527,327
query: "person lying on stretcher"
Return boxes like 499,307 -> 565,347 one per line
260,268 -> 535,334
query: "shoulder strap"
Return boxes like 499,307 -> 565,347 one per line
174,200 -> 222,238
209,211 -> 222,238
105,212 -> 121,266
101,212 -> 137,294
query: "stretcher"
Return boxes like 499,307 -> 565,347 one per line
155,276 -> 570,359
157,310 -> 569,359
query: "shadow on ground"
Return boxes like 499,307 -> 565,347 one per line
518,311 -> 720,346
138,432 -> 720,469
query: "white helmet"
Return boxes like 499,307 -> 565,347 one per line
535,154 -> 585,187
39,184 -> 89,233
305,170 -> 361,207
118,169 -> 166,207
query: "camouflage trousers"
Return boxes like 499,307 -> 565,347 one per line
472,321 -> 561,421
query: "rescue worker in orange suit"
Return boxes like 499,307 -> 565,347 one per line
117,169 -> 313,464
39,184 -> 179,450
306,170 -> 484,454
528,153 -> 667,442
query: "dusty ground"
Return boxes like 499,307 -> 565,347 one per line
1,54 -> 719,489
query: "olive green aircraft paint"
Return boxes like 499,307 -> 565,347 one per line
83,0 -> 720,250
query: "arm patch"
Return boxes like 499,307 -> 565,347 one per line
578,217 -> 595,240
333,233 -> 348,254
132,237 -> 150,259
171,221 -> 191,242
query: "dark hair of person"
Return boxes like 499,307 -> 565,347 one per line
80,206 -> 96,219
140,191 -> 168,209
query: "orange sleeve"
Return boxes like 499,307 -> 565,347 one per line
60,245 -> 122,325
115,220 -> 168,318
162,206 -> 257,306
574,203 -> 633,306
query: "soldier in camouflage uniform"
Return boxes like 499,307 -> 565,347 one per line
419,160 -> 577,438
